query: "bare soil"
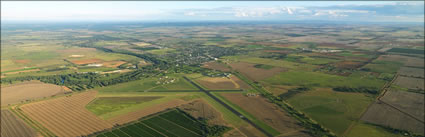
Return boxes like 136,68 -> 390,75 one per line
381,90 -> 424,121
1,81 -> 70,106
202,62 -> 231,72
220,93 -> 309,136
179,99 -> 227,126
394,76 -> 424,90
20,91 -> 114,137
1,109 -> 37,137
70,58 -> 103,65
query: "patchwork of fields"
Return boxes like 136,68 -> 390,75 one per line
95,109 -> 228,137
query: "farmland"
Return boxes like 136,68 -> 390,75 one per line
1,109 -> 37,137
94,109 -> 231,137
20,91 -> 114,137
286,88 -> 375,135
1,21 -> 424,137
1,80 -> 70,106
218,93 -> 311,137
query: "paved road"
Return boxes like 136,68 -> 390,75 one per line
183,76 -> 273,137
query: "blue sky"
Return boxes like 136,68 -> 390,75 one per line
2,1 -> 424,22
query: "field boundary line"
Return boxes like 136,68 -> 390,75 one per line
10,106 -> 56,137
157,115 -> 203,136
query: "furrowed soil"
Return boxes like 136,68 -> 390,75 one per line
220,93 -> 310,136
398,67 -> 424,78
229,62 -> 286,81
394,76 -> 424,90
202,61 -> 231,72
361,102 -> 424,135
1,81 -> 70,106
179,99 -> 227,126
20,91 -> 114,137
1,109 -> 37,137
101,61 -> 126,68
380,90 -> 424,122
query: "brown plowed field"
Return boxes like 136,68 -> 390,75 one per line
70,58 -> 103,65
220,93 -> 310,136
202,62 -> 231,72
179,99 -> 227,126
101,61 -> 126,68
1,81 -> 70,106
381,90 -> 424,122
108,99 -> 187,125
361,102 -> 424,135
1,109 -> 37,137
394,76 -> 424,90
229,62 -> 286,81
20,91 -> 114,137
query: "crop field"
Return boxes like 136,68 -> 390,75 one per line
107,98 -> 188,125
1,109 -> 37,137
96,75 -> 198,92
394,76 -> 424,90
195,75 -> 250,90
362,60 -> 404,74
346,122 -> 405,137
264,70 -> 385,89
405,57 -> 425,68
69,58 -> 104,65
398,67 -> 425,78
229,62 -> 286,81
1,81 -> 70,106
179,99 -> 228,126
96,109 -> 221,137
380,90 -> 424,122
387,48 -> 425,55
20,91 -> 114,137
101,61 -> 127,68
361,102 -> 424,135
202,61 -> 231,72
86,96 -> 163,116
287,88 -> 375,135
219,93 -> 311,137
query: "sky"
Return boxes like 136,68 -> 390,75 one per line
1,1 -> 424,22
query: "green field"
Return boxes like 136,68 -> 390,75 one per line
86,96 -> 163,116
346,122 -> 405,137
95,109 -> 231,137
95,74 -> 198,93
264,70 -> 386,89
287,88 -> 375,135
362,60 -> 404,74
387,48 -> 425,55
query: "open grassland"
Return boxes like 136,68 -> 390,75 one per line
363,60 -> 404,74
20,91 -> 114,137
1,81 -> 70,106
381,90 -> 424,122
96,109 -> 226,137
346,122 -> 404,137
86,96 -> 163,116
394,76 -> 424,90
229,62 -> 286,81
96,75 -> 198,93
1,109 -> 37,137
361,102 -> 424,135
264,71 -> 385,89
218,93 -> 311,137
287,88 -> 375,135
